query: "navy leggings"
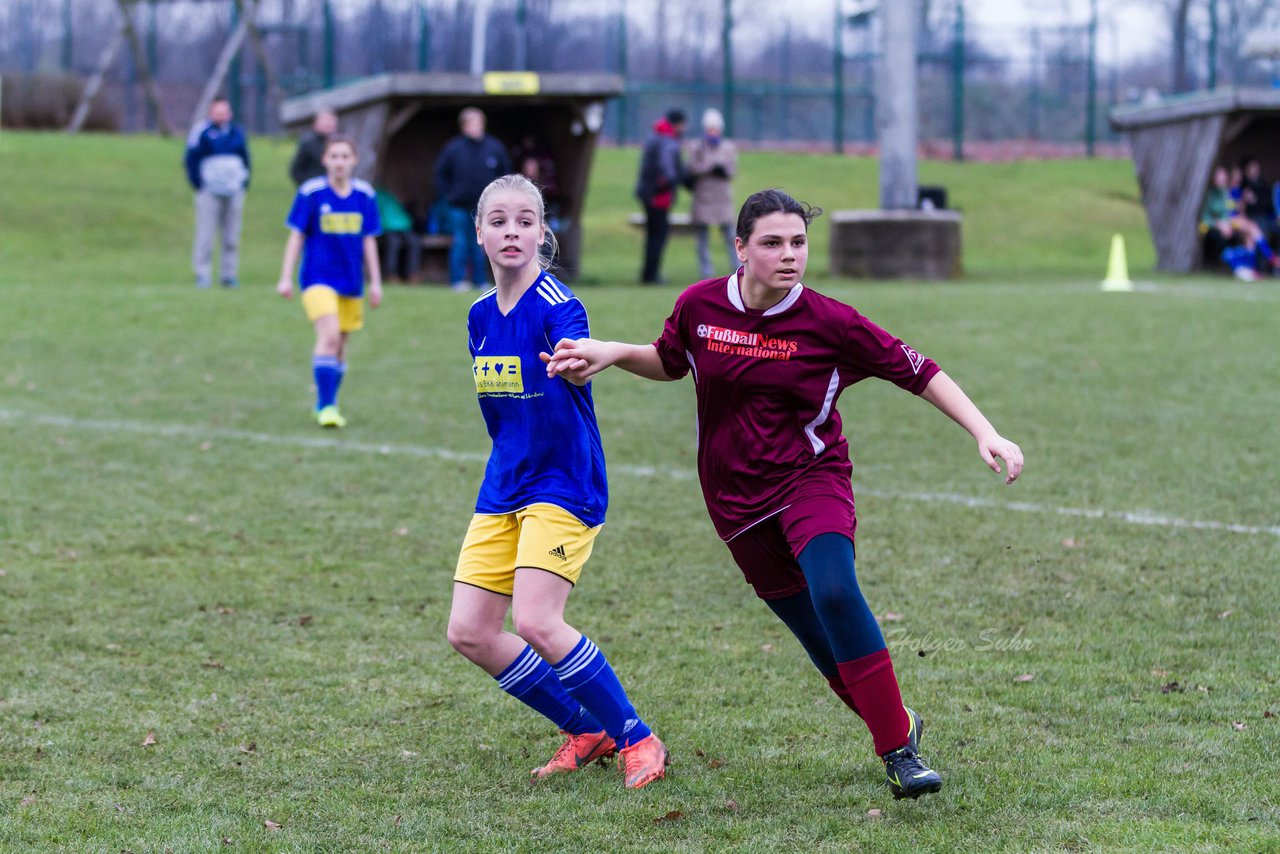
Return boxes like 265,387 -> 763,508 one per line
763,533 -> 886,676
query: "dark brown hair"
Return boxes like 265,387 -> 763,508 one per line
735,188 -> 822,242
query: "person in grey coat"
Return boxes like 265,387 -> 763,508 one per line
684,108 -> 738,279
184,98 -> 251,288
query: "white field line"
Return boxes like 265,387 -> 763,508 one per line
1128,281 -> 1280,302
858,489 -> 1280,537
2,407 -> 1277,538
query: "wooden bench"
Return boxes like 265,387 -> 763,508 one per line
627,211 -> 701,236
415,233 -> 452,283
383,233 -> 452,285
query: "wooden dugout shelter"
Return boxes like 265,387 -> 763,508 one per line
1110,88 -> 1280,273
280,72 -> 623,282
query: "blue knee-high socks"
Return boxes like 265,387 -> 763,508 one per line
494,645 -> 603,735
553,635 -> 652,748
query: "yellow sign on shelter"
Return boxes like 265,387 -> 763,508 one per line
483,72 -> 541,95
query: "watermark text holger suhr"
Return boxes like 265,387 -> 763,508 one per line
885,627 -> 1034,654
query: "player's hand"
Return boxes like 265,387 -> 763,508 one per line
542,337 -> 604,384
978,434 -> 1023,485
368,280 -> 383,309
275,278 -> 293,299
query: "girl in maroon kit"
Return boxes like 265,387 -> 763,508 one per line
544,188 -> 1023,800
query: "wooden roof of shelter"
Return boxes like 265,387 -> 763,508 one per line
1110,88 -> 1280,272
280,72 -> 622,280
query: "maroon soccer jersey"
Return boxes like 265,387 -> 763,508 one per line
652,272 -> 940,540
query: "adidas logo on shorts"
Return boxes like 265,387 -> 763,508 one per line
548,544 -> 568,561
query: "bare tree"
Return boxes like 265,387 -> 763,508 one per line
1171,0 -> 1194,92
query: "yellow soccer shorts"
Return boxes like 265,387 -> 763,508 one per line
302,285 -> 364,332
454,503 -> 602,596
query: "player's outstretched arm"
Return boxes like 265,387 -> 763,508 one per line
276,230 -> 304,298
363,235 -> 383,308
920,371 -> 1024,484
541,339 -> 672,385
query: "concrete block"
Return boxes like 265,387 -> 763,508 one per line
828,209 -> 963,280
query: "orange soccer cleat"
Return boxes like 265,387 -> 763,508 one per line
617,733 -> 669,789
531,730 -> 616,779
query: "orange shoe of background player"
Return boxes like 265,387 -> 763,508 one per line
617,733 -> 668,789
531,730 -> 616,779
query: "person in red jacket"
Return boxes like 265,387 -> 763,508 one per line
634,109 -> 687,284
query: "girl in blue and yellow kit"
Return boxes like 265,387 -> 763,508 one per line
276,134 -> 382,427
445,174 -> 667,790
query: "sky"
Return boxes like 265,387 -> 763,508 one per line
962,0 -> 1166,65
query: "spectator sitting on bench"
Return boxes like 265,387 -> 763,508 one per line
1238,155 -> 1278,244
376,187 -> 421,283
1201,164 -> 1276,281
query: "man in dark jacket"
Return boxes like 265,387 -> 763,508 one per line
289,109 -> 337,186
184,97 -> 251,288
433,107 -> 512,290
634,109 -> 687,284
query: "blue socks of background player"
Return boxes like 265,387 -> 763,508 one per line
495,645 -> 603,735
313,355 -> 341,411
553,635 -> 651,748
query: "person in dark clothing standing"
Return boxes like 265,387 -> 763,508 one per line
289,110 -> 338,187
433,107 -> 512,291
634,109 -> 687,284
1239,155 -> 1278,244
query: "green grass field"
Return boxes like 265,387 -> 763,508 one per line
0,132 -> 1277,852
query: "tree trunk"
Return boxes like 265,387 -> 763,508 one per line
116,0 -> 173,136
66,26 -> 124,133
190,4 -> 252,129
1172,0 -> 1193,93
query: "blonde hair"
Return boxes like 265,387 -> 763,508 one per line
474,174 -> 558,270
322,133 -> 357,156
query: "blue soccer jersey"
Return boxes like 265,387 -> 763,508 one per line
468,272 -> 608,527
286,177 -> 381,296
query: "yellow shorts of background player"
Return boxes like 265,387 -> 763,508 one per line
454,503 -> 602,596
302,285 -> 364,332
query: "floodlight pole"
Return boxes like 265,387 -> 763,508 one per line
471,0 -> 490,76
723,0 -> 734,137
616,0 -> 628,144
833,0 -> 845,154
322,0 -> 334,88
417,1 -> 430,71
229,0 -> 241,117
145,0 -> 158,130
515,0 -> 527,71
951,0 -> 964,162
879,0 -> 918,209
1208,0 -> 1219,89
1086,0 -> 1097,157
62,0 -> 73,71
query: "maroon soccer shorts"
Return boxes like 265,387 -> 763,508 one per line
723,492 -> 856,600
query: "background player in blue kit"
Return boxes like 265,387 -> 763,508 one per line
275,135 -> 383,428
445,174 -> 668,789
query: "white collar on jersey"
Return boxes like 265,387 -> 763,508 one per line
726,268 -> 805,316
